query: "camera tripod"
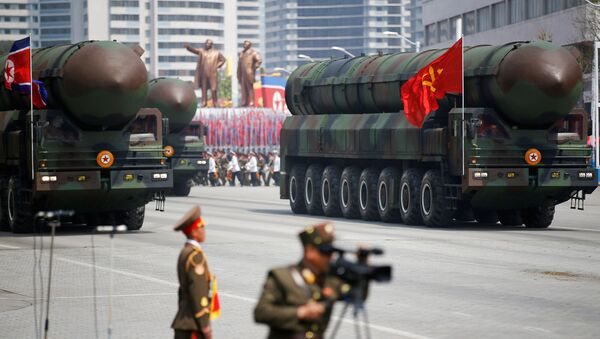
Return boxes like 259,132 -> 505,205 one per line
329,281 -> 372,339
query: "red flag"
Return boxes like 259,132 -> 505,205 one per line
401,38 -> 462,127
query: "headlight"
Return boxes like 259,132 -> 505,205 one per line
160,173 -> 168,179
197,160 -> 207,165
124,174 -> 134,181
473,171 -> 488,179
152,173 -> 161,180
42,175 -> 57,182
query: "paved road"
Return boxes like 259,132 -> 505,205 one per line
1,186 -> 599,339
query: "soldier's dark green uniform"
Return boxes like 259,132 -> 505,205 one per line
172,206 -> 212,339
254,223 -> 349,339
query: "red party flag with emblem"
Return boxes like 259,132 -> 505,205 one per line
401,38 -> 462,127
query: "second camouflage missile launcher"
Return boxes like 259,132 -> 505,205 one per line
0,41 -> 171,233
145,78 -> 207,196
280,40 -> 597,228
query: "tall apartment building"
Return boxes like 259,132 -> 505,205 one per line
407,0 -> 423,52
265,0 -> 412,71
422,0 -> 593,49
1,0 -> 265,102
0,0 -> 39,48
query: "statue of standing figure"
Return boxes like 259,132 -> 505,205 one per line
237,40 -> 262,107
185,39 -> 225,107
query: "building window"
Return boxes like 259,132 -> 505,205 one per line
449,16 -> 460,39
492,2 -> 507,28
509,0 -> 525,24
463,11 -> 475,35
477,6 -> 491,32
527,0 -> 544,19
425,23 -> 437,45
438,20 -> 448,43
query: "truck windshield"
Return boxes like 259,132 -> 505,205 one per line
476,113 -> 509,140
182,124 -> 202,144
43,112 -> 80,143
549,113 -> 584,143
126,114 -> 158,146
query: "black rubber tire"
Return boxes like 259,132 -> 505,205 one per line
122,206 -> 145,230
521,206 -> 555,228
399,168 -> 423,225
289,164 -> 307,214
7,176 -> 33,233
321,165 -> 342,217
173,179 -> 192,197
358,167 -> 380,221
497,209 -> 523,226
340,166 -> 361,219
377,167 -> 401,223
420,169 -> 453,227
304,164 -> 324,215
473,209 -> 498,224
0,176 -> 8,231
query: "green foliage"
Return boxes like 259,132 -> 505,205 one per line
217,72 -> 232,100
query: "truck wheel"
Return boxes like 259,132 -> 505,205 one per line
321,165 -> 342,217
7,176 -> 33,233
358,168 -> 379,221
420,170 -> 453,227
304,164 -> 324,215
377,167 -> 401,223
173,179 -> 192,197
0,177 -> 8,231
473,209 -> 498,224
289,164 -> 307,214
497,209 -> 523,226
399,169 -> 423,225
521,206 -> 554,228
340,166 -> 361,219
123,206 -> 145,231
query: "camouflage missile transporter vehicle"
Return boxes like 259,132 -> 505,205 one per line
0,41 -> 172,233
280,41 -> 597,228
145,78 -> 207,196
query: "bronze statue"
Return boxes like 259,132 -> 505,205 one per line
237,40 -> 262,107
185,39 -> 225,107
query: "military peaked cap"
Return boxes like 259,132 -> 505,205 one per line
299,222 -> 335,252
173,205 -> 201,231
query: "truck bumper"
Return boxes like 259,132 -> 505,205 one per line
467,167 -> 597,209
34,169 -> 172,212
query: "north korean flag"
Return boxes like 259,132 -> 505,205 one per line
3,36 -> 47,108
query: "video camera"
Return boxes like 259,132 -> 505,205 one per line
329,246 -> 392,299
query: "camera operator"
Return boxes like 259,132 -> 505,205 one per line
254,222 -> 356,339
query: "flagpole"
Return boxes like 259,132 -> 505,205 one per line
29,34 -> 34,181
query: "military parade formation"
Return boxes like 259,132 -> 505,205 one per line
1,4 -> 600,337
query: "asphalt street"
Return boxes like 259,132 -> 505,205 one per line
1,186 -> 599,339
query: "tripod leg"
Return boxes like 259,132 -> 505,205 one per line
329,302 -> 350,339
361,307 -> 372,339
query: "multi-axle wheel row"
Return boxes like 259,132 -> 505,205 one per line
288,163 -> 554,228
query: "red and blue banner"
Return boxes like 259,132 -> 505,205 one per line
254,76 -> 286,112
3,36 -> 47,108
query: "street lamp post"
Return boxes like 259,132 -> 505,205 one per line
298,54 -> 315,62
383,31 -> 421,53
331,46 -> 355,58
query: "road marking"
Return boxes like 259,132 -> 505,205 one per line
331,315 -> 435,339
523,326 -> 552,334
56,256 -> 431,338
451,311 -> 473,317
0,243 -> 20,249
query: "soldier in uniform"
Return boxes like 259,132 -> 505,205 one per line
172,205 -> 213,339
254,223 -> 349,339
